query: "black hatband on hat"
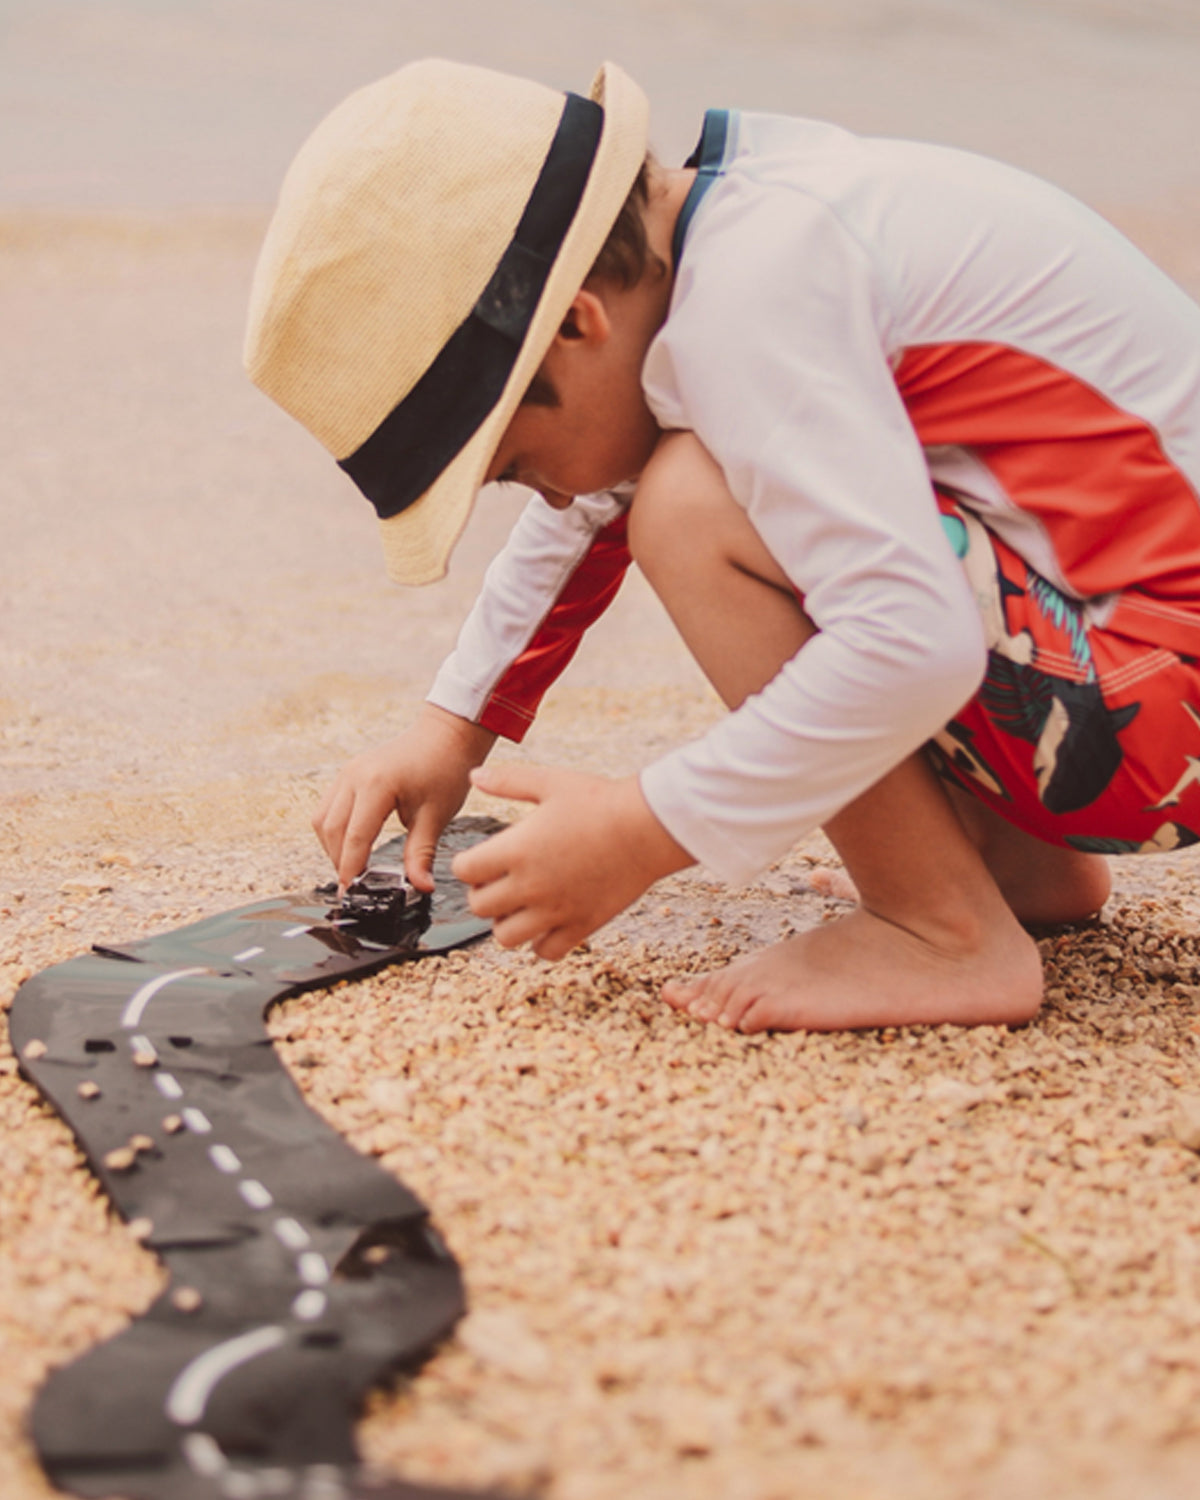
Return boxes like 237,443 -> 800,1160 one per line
338,92 -> 604,519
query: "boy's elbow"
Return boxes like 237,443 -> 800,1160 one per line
875,602 -> 986,730
929,619 -> 987,724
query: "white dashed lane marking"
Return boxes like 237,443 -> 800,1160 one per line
208,1144 -> 242,1174
166,1325 -> 288,1425
232,945 -> 265,962
182,1107 -> 212,1134
273,1218 -> 310,1251
281,926 -> 310,939
155,1072 -> 184,1100
298,1252 -> 330,1286
292,1290 -> 328,1322
181,1430 -> 227,1477
239,1179 -> 273,1210
120,968 -> 210,1029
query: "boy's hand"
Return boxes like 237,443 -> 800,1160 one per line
313,705 -> 496,890
452,764 -> 693,959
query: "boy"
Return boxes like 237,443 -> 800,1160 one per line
244,59 -> 1200,1034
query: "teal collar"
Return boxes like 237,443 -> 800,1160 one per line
672,108 -> 732,268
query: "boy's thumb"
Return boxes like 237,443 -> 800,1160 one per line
470,762 -> 549,805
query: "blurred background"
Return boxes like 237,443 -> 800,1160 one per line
4,0 -> 1200,210
2,0 -> 1199,872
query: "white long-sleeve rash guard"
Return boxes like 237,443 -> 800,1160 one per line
428,108 -> 1200,885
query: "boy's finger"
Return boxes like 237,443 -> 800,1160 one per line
451,825 -> 519,887
402,807 -> 440,893
336,797 -> 390,888
313,782 -> 353,865
531,925 -> 580,962
469,762 -> 552,805
461,864 -> 518,918
489,906 -> 550,951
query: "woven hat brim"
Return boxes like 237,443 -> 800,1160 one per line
378,61 -> 649,586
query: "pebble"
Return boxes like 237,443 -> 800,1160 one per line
22,1039 -> 48,1060
171,1287 -> 203,1314
11,837 -> 1200,1496
162,1114 -> 184,1134
77,1081 -> 101,1100
925,1077 -> 988,1114
97,849 -> 134,868
103,1147 -> 136,1172
1170,1094 -> 1200,1152
57,877 -> 113,899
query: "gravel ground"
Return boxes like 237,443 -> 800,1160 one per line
5,196 -> 1200,1500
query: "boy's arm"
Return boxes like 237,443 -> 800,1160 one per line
428,487 -> 632,738
315,488 -> 630,887
634,187 -> 989,884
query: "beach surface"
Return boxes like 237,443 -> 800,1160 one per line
4,3 -> 1200,1497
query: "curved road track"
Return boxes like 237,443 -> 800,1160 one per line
9,820 -> 505,1500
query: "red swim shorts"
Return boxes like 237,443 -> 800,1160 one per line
930,494 -> 1200,856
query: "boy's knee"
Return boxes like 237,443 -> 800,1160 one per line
630,433 -> 798,604
629,431 -> 739,570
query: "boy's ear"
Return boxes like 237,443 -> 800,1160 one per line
557,288 -> 611,345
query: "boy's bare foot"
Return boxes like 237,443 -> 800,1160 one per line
661,903 -> 1043,1034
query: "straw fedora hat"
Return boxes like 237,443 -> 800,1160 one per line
244,58 -> 649,585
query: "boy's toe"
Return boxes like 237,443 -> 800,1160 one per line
688,993 -> 721,1022
716,983 -> 762,1032
661,976 -> 702,1012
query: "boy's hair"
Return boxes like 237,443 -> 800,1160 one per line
587,154 -> 661,289
523,153 -> 660,410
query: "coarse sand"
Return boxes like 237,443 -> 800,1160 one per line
6,204 -> 1200,1500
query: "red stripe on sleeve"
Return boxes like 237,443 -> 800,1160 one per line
478,511 -> 632,742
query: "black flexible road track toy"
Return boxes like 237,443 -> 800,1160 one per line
9,818 -> 506,1500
